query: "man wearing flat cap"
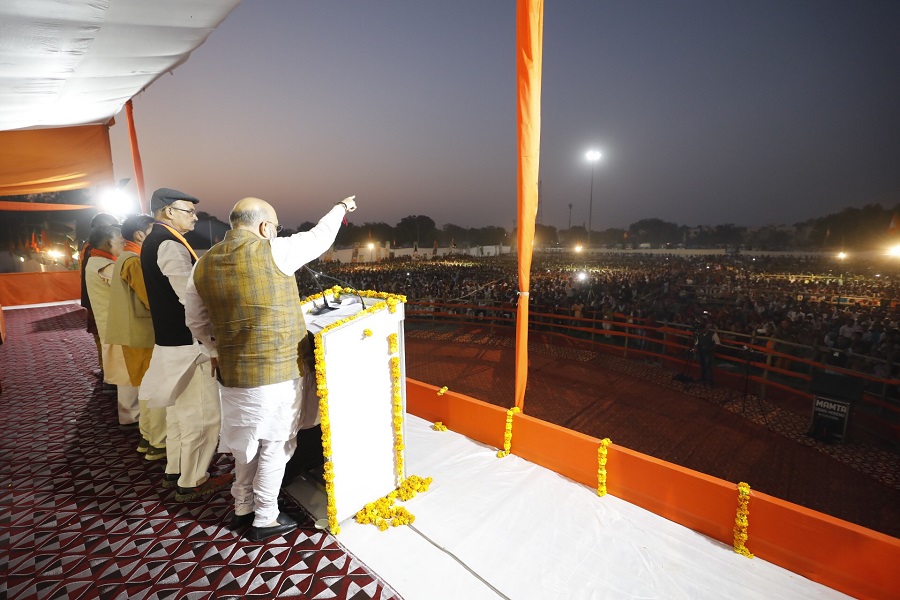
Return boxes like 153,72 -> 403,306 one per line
139,188 -> 232,501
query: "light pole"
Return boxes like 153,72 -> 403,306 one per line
568,203 -> 573,229
586,150 -> 602,246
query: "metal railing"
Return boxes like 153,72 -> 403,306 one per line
404,299 -> 900,441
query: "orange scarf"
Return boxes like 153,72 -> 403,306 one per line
91,248 -> 116,262
124,240 -> 141,255
157,223 -> 199,261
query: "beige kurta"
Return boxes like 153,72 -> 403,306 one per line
87,255 -> 130,386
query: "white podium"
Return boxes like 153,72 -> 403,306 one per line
301,288 -> 407,532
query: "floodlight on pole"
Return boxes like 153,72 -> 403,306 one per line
586,150 -> 602,246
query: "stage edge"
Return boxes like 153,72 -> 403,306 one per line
406,378 -> 900,600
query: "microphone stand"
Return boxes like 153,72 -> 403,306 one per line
304,265 -> 366,308
304,266 -> 339,315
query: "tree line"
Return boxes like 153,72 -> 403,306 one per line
273,204 -> 900,251
9,191 -> 900,251
554,204 -> 900,251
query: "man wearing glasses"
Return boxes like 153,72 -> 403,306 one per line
184,195 -> 355,541
139,188 -> 233,502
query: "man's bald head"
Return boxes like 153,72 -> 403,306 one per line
229,197 -> 279,238
230,197 -> 274,227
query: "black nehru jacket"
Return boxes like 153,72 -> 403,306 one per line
141,223 -> 196,347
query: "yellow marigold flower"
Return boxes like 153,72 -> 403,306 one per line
733,481 -> 754,558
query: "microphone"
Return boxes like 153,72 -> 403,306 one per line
304,265 -> 366,308
304,266 -> 339,315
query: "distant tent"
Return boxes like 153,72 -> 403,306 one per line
889,213 -> 900,235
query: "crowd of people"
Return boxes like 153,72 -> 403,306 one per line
82,190 -> 356,542
306,252 -> 900,379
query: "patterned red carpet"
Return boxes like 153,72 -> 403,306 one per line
0,305 -> 399,600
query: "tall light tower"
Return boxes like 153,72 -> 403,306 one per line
568,203 -> 573,229
586,150 -> 602,246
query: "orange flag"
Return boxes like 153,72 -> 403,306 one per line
514,0 -> 543,412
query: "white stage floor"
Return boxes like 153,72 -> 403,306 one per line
286,415 -> 848,599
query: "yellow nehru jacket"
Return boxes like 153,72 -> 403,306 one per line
193,229 -> 307,388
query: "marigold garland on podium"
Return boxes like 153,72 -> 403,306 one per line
301,287 -> 424,533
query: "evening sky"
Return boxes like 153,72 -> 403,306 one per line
108,1 -> 900,231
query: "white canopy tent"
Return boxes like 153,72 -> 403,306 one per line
0,0 -> 240,199
0,0 -> 240,131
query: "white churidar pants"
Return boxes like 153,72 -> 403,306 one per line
233,437 -> 298,526
138,399 -> 167,447
116,384 -> 140,425
219,377 -> 303,527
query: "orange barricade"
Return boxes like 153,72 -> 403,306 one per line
406,378 -> 900,600
0,271 -> 81,306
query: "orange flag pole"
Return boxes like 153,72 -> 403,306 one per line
514,0 -> 544,412
125,100 -> 147,214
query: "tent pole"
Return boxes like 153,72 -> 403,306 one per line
125,100 -> 147,214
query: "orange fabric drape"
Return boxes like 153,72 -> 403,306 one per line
0,125 -> 114,196
125,100 -> 147,214
0,271 -> 81,306
514,0 -> 544,411
0,201 -> 93,212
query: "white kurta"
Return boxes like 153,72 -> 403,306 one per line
217,379 -> 302,462
139,341 -> 210,408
